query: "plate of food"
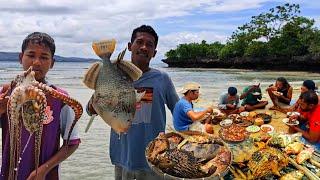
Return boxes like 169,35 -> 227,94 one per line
240,111 -> 249,117
220,119 -> 233,127
282,118 -> 299,126
252,92 -> 261,96
219,125 -> 249,142
260,124 -> 274,134
237,121 -> 253,127
254,113 -> 272,124
286,111 -> 300,117
246,125 -> 260,133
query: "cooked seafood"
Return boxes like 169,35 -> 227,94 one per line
248,147 -> 288,178
146,132 -> 231,179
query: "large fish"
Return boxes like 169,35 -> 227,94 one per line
83,39 -> 144,133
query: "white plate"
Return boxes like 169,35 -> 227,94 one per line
286,111 -> 300,117
240,111 -> 249,117
220,119 -> 233,127
282,118 -> 299,126
260,124 -> 274,133
246,125 -> 260,133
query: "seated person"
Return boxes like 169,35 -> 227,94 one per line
279,80 -> 318,114
288,91 -> 320,150
218,87 -> 241,114
267,77 -> 293,108
240,83 -> 268,111
173,82 -> 213,131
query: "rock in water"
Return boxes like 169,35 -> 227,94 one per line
83,39 -> 143,133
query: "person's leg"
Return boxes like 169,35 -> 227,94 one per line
267,89 -> 279,107
115,166 -> 135,180
253,101 -> 268,109
134,170 -> 163,180
245,101 -> 268,111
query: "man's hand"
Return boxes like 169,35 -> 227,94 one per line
226,104 -> 236,109
27,166 -> 47,180
0,88 -> 9,115
87,95 -> 97,115
205,107 -> 213,114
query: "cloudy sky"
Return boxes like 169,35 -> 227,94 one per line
0,0 -> 319,63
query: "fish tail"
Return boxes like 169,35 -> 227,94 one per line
92,39 -> 116,60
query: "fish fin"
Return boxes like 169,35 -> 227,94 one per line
115,48 -> 127,63
135,90 -> 145,102
113,48 -> 142,81
117,60 -> 142,81
92,39 -> 116,60
83,62 -> 102,89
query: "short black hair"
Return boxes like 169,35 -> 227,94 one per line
303,80 -> 316,91
22,32 -> 56,57
301,90 -> 318,105
228,87 -> 237,96
131,25 -> 158,48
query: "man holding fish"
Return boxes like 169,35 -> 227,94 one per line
86,25 -> 179,180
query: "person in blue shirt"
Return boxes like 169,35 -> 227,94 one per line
87,25 -> 179,180
173,82 -> 213,131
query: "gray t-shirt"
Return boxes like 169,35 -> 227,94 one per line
109,68 -> 179,171
218,92 -> 240,109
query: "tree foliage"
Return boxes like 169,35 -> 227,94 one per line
164,3 -> 320,61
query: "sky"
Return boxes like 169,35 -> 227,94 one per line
0,0 -> 319,63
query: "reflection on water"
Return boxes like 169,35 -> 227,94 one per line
0,61 -> 319,179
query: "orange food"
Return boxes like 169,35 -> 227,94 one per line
205,123 -> 214,134
255,118 -> 264,126
261,126 -> 271,133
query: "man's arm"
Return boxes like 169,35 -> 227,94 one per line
187,107 -> 213,122
27,144 -> 79,180
279,86 -> 293,104
164,74 -> 179,113
0,85 -> 10,116
292,126 -> 320,143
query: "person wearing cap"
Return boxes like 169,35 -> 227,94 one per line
218,87 -> 241,114
240,83 -> 268,111
173,82 -> 213,131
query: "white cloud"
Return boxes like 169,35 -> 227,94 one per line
0,0 -> 318,60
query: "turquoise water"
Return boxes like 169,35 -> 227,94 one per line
0,61 -> 320,179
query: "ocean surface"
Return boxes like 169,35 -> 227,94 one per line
0,61 -> 320,179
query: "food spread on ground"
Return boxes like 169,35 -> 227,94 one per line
219,124 -> 249,142
146,131 -> 232,179
147,109 -> 320,179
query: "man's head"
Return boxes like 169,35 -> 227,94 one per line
128,25 -> 158,72
301,80 -> 316,93
181,82 -> 200,100
299,90 -> 319,112
228,87 -> 237,97
276,77 -> 289,90
19,32 -> 56,82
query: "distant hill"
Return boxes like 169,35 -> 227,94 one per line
0,52 -> 98,62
